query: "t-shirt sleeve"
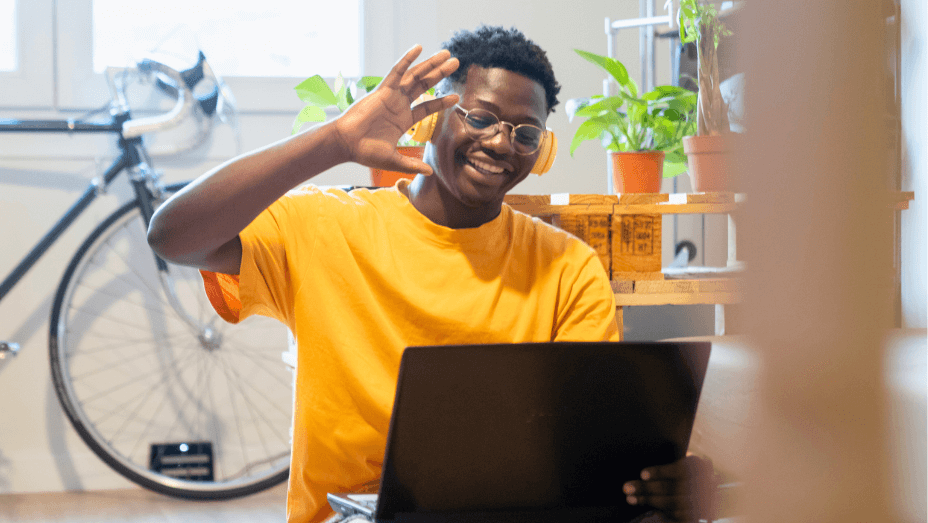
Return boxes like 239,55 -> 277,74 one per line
553,246 -> 620,342
200,189 -> 316,328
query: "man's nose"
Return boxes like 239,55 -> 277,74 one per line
482,124 -> 515,154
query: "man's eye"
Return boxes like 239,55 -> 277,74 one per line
467,116 -> 495,129
515,130 -> 542,145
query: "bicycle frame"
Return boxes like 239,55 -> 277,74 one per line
0,114 -> 162,303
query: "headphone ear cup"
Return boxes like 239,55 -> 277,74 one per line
407,111 -> 438,143
530,130 -> 557,175
406,94 -> 438,143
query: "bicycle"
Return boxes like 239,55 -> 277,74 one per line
0,52 -> 292,500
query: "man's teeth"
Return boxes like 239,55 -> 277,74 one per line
470,159 -> 505,174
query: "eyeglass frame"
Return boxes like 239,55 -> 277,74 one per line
453,104 -> 546,156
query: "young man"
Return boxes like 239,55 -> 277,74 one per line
149,26 -> 711,523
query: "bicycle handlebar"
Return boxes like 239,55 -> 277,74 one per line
153,52 -> 221,117
120,59 -> 197,139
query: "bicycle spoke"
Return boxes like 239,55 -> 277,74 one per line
216,352 -> 284,458
77,347 -> 201,421
218,340 -> 292,390
218,352 -> 292,426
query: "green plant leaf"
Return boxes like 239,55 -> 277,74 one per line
570,119 -> 608,156
626,77 -> 639,99
594,111 -> 623,128
653,85 -> 691,98
334,73 -> 352,112
574,96 -> 625,117
641,90 -> 662,102
678,0 -> 700,43
356,76 -> 382,93
662,160 -> 688,178
574,49 -> 630,88
291,105 -> 326,135
345,85 -> 354,106
626,98 -> 646,123
665,149 -> 687,162
294,75 -> 337,107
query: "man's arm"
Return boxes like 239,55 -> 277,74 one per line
147,45 -> 459,274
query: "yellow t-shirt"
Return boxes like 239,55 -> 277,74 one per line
201,180 -> 619,522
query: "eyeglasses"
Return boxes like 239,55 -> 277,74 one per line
454,105 -> 546,155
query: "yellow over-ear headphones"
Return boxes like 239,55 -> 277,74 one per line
406,106 -> 558,175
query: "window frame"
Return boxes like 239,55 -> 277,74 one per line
0,0 -> 54,108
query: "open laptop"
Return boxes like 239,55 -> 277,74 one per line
328,341 -> 711,523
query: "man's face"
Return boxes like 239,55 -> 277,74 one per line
425,66 -> 548,208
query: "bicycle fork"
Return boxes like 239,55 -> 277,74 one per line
129,153 -> 221,351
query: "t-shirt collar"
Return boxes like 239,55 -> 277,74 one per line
391,179 -> 510,246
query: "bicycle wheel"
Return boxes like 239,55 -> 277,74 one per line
49,183 -> 293,499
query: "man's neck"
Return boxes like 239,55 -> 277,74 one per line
405,175 -> 503,229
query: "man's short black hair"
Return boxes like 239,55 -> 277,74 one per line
440,25 -> 561,114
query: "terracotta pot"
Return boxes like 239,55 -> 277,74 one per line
611,151 -> 664,193
370,146 -> 424,187
682,134 -> 741,192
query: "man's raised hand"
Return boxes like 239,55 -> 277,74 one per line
333,45 -> 459,175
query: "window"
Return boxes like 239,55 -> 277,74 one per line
91,1 -> 361,78
60,0 -> 365,111
2,0 -> 381,111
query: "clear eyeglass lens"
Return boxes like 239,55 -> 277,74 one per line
460,107 -> 543,155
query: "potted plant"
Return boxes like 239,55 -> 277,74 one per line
678,0 -> 738,192
292,73 -> 428,187
567,49 -> 696,193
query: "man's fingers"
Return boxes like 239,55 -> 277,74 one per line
384,152 -> 432,176
639,460 -> 686,481
625,479 -> 677,497
409,95 -> 459,124
640,454 -> 711,481
628,493 -> 680,511
382,45 -> 425,87
402,53 -> 459,95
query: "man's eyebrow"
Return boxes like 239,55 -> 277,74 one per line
473,99 -> 544,127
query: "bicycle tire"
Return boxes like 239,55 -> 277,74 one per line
49,182 -> 292,500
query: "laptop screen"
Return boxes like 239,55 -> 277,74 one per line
374,341 -> 711,522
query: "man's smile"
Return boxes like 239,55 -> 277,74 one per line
462,153 -> 515,180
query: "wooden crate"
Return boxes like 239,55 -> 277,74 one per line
611,194 -> 667,280
552,213 -> 612,277
505,193 -> 667,280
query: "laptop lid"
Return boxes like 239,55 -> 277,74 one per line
373,341 -> 712,523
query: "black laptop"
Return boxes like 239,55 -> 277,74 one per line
328,341 -> 711,523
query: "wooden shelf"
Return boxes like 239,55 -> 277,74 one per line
504,192 -> 746,216
612,278 -> 743,306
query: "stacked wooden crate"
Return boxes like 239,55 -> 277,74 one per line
504,193 -> 669,281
